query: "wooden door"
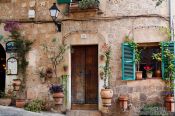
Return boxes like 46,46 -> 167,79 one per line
71,45 -> 98,110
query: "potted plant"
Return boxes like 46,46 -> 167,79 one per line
63,65 -> 68,72
13,79 -> 21,91
144,65 -> 153,78
152,52 -> 162,77
45,67 -> 53,78
100,43 -> 113,107
49,84 -> 64,105
15,92 -> 26,108
162,48 -> 175,112
152,44 -> 175,112
126,39 -> 143,80
0,91 -> 12,106
118,96 -> 128,111
135,49 -> 143,80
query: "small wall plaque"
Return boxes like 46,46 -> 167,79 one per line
7,57 -> 18,75
6,41 -> 17,53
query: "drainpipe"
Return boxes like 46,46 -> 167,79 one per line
169,0 -> 174,41
169,0 -> 175,110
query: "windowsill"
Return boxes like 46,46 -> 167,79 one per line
69,3 -> 99,13
140,77 -> 162,80
127,77 -> 165,87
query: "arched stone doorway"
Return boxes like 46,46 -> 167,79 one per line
0,44 -> 6,94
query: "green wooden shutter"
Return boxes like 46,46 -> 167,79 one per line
161,41 -> 175,80
57,0 -> 71,4
122,43 -> 136,80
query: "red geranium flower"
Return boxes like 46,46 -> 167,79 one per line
144,66 -> 152,71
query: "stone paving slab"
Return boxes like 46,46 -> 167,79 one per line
0,106 -> 65,116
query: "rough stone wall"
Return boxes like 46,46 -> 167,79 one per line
0,0 -> 173,116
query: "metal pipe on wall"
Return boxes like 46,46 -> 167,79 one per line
169,0 -> 174,41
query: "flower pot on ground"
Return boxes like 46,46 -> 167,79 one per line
0,92 -> 12,106
49,84 -> 64,105
100,43 -> 113,107
165,96 -> 175,112
0,98 -> 11,106
16,99 -> 25,108
100,89 -> 113,107
53,92 -> 64,105
45,67 -> 53,78
118,96 -> 128,111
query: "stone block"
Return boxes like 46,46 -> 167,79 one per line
26,89 -> 37,100
140,93 -> 147,101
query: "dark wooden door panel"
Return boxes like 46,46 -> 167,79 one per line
85,46 -> 98,104
71,46 -> 85,104
71,45 -> 98,110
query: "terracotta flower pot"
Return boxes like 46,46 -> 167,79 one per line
146,72 -> 153,78
155,70 -> 161,77
53,92 -> 64,105
119,96 -> 128,111
16,99 -> 25,108
100,89 -> 113,107
165,96 -> 175,112
13,84 -> 20,91
63,66 -> 68,72
136,71 -> 142,80
0,98 -> 11,106
13,79 -> 21,86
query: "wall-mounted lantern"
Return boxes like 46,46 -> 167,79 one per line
49,3 -> 61,32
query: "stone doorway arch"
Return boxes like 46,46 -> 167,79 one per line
0,44 -> 6,94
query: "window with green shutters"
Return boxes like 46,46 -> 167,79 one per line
56,0 -> 71,4
161,41 -> 175,80
122,43 -> 136,80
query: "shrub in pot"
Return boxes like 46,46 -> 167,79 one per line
100,43 -> 113,107
49,84 -> 64,105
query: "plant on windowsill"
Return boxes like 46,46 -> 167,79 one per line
100,43 -> 113,107
78,0 -> 99,10
125,36 -> 143,80
152,52 -> 162,77
144,66 -> 153,78
49,84 -> 64,105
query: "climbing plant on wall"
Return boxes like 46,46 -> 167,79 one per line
4,21 -> 33,93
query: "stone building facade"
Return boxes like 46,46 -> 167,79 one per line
0,0 -> 174,116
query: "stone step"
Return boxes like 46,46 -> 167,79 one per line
66,110 -> 101,116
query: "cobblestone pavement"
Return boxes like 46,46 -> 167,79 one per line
0,106 -> 65,116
